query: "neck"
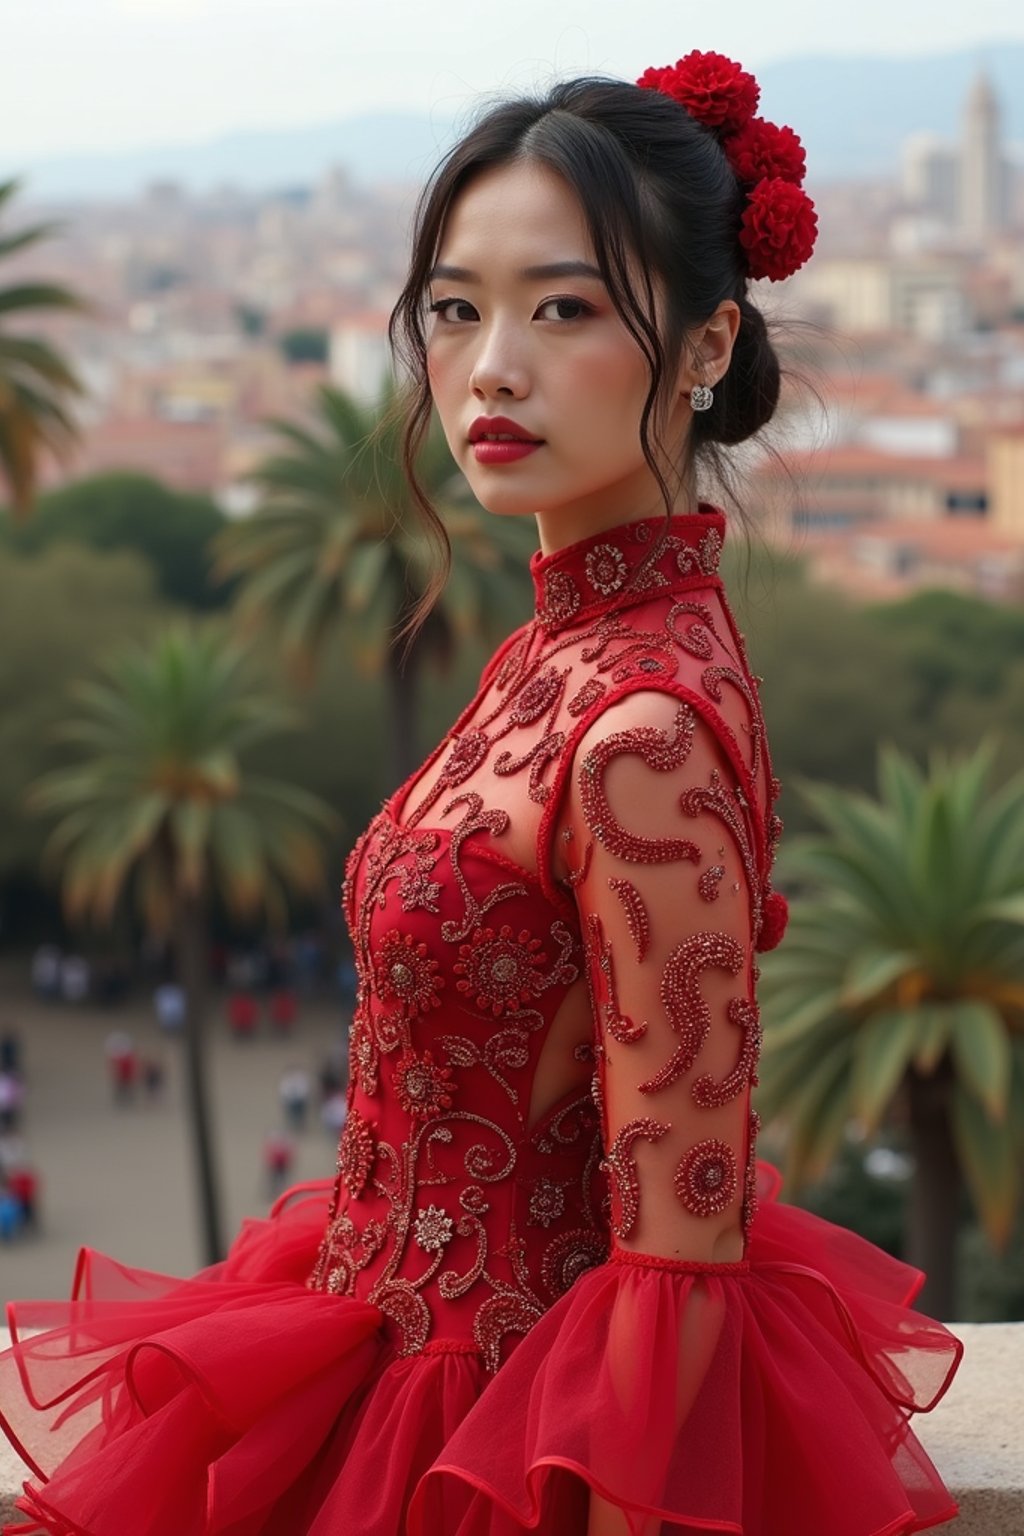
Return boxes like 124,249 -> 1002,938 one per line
532,484 -> 700,560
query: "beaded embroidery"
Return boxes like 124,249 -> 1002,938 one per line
307,506 -> 782,1370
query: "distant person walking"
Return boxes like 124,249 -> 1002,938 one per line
262,1131 -> 294,1199
278,1065 -> 312,1132
153,982 -> 186,1034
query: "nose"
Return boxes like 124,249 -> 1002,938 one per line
468,319 -> 530,401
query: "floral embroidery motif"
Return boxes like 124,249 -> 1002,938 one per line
375,930 -> 445,1016
674,1137 -> 738,1217
414,1204 -> 455,1252
393,1049 -> 456,1120
307,507 -> 780,1368
397,865 -> 442,912
585,542 -> 628,595
454,924 -> 548,1015
508,665 -> 564,726
527,1177 -> 567,1228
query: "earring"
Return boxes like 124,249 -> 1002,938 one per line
690,383 -> 714,412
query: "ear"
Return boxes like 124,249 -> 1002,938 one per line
676,300 -> 741,395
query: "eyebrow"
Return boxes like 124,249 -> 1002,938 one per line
428,260 -> 604,283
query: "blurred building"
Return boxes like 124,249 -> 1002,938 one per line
328,313 -> 393,406
791,255 -> 969,340
959,68 -> 1010,242
901,133 -> 958,224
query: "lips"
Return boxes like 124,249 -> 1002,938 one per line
468,416 -> 544,444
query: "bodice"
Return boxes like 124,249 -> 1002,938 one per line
307,506 -> 785,1374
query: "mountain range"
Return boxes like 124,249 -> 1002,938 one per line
6,42 -> 1024,202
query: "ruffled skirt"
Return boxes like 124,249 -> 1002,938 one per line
0,1163 -> 963,1536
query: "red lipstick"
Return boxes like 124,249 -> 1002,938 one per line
468,415 -> 544,465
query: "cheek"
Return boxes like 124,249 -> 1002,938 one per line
567,340 -> 651,426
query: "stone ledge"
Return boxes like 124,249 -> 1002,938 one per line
1,1323 -> 1020,1531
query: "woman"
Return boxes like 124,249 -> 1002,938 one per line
0,49 -> 963,1536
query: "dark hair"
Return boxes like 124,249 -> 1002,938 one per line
381,74 -> 790,658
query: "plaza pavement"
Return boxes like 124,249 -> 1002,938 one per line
0,958 -> 348,1303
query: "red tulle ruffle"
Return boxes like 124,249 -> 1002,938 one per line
1,1164 -> 963,1536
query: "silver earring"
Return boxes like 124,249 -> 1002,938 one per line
690,383 -> 714,412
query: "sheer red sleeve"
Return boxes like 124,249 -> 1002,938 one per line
408,688 -> 964,1536
565,689 -> 758,1269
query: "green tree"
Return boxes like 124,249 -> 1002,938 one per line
212,380 -> 535,785
2,470 -> 233,609
26,624 -> 339,1263
0,542 -> 167,885
0,177 -> 92,518
755,737 -> 1024,1319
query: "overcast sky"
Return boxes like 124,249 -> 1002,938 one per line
5,0 -> 1024,162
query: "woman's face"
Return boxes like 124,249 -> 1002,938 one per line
425,158 -> 695,553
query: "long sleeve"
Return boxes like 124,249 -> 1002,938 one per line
562,688 -> 759,1268
408,686 -> 963,1536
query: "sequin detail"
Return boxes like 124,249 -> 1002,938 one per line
602,1117 -> 670,1239
527,1177 -> 568,1228
393,1049 -> 456,1120
337,1107 -> 377,1200
453,924 -> 547,1015
674,1138 -> 738,1217
305,505 -> 782,1365
375,930 -> 445,1016
639,931 -> 746,1095
579,701 -> 704,866
585,543 -> 628,595
607,876 -> 650,960
414,1205 -> 455,1252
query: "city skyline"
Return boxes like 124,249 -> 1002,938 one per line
4,0 -> 1024,164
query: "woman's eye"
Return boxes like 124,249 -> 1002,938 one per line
537,296 -> 592,321
428,298 -> 477,323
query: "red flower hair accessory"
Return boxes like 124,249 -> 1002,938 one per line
637,49 -> 818,282
724,116 -> 806,186
637,50 -> 759,131
739,177 -> 818,283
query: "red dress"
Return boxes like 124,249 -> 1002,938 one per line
0,507 -> 963,1536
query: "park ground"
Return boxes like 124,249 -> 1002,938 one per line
0,957 -> 347,1302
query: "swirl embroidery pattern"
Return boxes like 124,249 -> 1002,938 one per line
308,508 -> 783,1366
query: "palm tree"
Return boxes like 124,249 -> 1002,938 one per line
27,623 -> 339,1264
0,177 -> 92,519
212,378 -> 536,785
755,736 -> 1024,1319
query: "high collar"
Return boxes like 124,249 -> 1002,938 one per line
529,504 -> 727,634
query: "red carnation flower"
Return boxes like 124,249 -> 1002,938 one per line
738,177 -> 818,282
639,49 -> 760,132
725,116 -> 806,186
636,65 -> 671,94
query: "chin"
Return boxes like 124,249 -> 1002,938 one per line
466,483 -> 546,519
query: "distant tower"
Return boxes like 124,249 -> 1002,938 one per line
959,67 -> 1007,239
